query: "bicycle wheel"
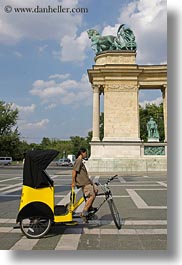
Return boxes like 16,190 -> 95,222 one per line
107,199 -> 121,229
20,216 -> 52,239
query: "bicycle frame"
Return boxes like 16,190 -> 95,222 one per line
70,188 -> 85,212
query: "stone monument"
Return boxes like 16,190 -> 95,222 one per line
86,25 -> 167,173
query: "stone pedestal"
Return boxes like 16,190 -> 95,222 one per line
148,138 -> 159,142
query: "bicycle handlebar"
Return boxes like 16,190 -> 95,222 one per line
95,175 -> 118,186
106,174 -> 118,184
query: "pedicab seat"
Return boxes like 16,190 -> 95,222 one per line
54,204 -> 69,215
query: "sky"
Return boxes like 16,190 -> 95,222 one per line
0,0 -> 167,143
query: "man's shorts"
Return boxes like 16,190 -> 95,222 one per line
82,184 -> 98,198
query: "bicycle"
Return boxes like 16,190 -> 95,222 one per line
96,174 -> 122,229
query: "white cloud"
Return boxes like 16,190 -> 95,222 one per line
20,119 -> 49,130
117,0 -> 167,64
102,24 -> 119,36
12,102 -> 49,139
38,44 -> 48,53
0,0 -> 82,44
14,51 -> 22,58
18,119 -> 50,140
59,31 -> 90,62
30,73 -> 92,106
45,103 -> 57,110
12,103 -> 36,118
48,73 -> 70,79
139,96 -> 163,108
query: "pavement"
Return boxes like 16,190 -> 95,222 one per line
0,167 -> 167,250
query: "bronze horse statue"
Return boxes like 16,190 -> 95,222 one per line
87,24 -> 137,54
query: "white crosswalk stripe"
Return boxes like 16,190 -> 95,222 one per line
55,228 -> 82,250
10,237 -> 39,250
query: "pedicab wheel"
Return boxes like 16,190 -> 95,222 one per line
20,216 -> 52,239
107,199 -> 121,230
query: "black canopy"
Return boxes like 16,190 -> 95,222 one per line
23,149 -> 59,188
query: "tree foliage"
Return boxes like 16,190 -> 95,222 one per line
100,112 -> 104,140
0,101 -> 20,158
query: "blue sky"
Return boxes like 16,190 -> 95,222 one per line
0,0 -> 167,143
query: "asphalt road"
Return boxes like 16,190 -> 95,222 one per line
0,166 -> 167,250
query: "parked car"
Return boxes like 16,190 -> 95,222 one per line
0,157 -> 12,165
56,158 -> 73,167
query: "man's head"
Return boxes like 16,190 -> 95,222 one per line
76,148 -> 87,159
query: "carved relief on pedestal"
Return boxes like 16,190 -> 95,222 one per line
95,53 -> 136,65
104,83 -> 138,92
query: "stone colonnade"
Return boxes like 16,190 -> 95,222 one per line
86,51 -> 167,173
92,84 -> 167,143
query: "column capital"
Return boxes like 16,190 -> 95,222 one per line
92,84 -> 100,93
161,85 -> 167,98
92,84 -> 104,93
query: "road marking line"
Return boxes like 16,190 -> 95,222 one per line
10,236 -> 39,250
0,194 -> 20,197
55,228 -> 82,250
126,189 -> 149,208
157,182 -> 167,187
0,177 -> 21,182
2,186 -> 22,194
0,183 -> 22,192
88,220 -> 167,226
83,228 -> 167,235
118,176 -> 127,183
126,189 -> 167,209
0,227 -> 13,233
109,184 -> 164,187
0,218 -> 16,223
132,188 -> 167,191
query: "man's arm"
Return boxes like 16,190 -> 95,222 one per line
72,169 -> 77,188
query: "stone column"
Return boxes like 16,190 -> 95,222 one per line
162,85 -> 167,142
92,85 -> 100,141
137,86 -> 140,139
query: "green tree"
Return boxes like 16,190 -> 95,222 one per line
41,137 -> 52,149
70,136 -> 89,156
86,131 -> 92,156
100,112 -> 104,140
15,140 -> 31,161
0,101 -> 20,158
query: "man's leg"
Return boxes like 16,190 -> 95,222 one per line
81,184 -> 97,218
83,195 -> 95,212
